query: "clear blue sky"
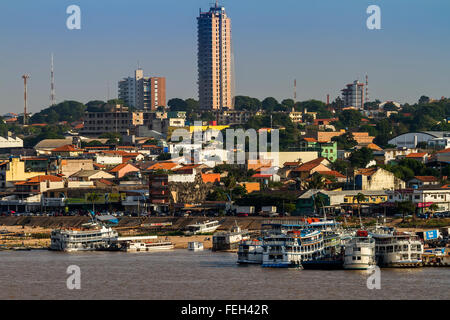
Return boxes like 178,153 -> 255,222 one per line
0,0 -> 449,114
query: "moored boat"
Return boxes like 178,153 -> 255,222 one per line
184,220 -> 220,235
124,238 -> 174,252
237,239 -> 264,264
343,230 -> 376,270
50,223 -> 118,252
188,241 -> 204,251
370,227 -> 423,268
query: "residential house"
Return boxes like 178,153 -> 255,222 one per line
14,175 -> 65,195
70,170 -> 115,182
407,176 -> 440,188
354,167 -> 405,191
51,144 -> 84,157
0,158 -> 46,189
299,138 -> 337,162
290,157 -> 331,180
109,163 -> 140,179
405,152 -> 428,163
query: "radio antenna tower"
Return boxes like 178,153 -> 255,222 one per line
22,74 -> 30,125
50,53 -> 56,106
365,74 -> 369,105
294,79 -> 297,101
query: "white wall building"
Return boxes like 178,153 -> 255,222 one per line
388,132 -> 450,149
0,134 -> 23,149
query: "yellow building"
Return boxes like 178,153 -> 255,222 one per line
0,158 -> 46,189
344,194 -> 388,204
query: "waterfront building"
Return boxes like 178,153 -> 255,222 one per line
197,3 -> 232,110
118,69 -> 166,110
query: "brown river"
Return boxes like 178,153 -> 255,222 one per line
0,250 -> 448,300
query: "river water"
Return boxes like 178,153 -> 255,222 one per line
0,250 -> 448,300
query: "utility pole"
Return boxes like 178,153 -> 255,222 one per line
22,74 -> 30,125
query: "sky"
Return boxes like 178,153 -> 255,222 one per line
0,0 -> 449,114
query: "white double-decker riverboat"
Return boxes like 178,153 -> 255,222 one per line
261,229 -> 324,268
237,239 -> 265,264
370,226 -> 423,267
50,223 -> 118,252
343,230 -> 376,270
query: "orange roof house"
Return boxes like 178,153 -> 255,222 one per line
147,162 -> 179,171
405,152 -> 428,163
109,163 -> 140,179
201,173 -> 220,183
51,144 -> 83,157
290,157 -> 331,179
14,175 -> 64,193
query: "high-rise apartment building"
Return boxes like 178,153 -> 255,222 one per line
197,3 -> 232,110
118,69 -> 166,110
341,80 -> 365,109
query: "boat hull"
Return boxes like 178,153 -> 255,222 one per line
302,259 -> 344,270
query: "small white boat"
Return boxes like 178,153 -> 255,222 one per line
188,241 -> 204,251
124,239 -> 174,252
184,220 -> 220,235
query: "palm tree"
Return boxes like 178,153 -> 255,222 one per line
429,203 -> 439,219
86,192 -> 101,214
355,193 -> 366,224
308,173 -> 326,190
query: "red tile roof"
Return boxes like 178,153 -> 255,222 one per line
413,176 -> 438,182
109,163 -> 138,173
303,137 -> 317,143
292,157 -> 327,172
355,168 -> 378,176
15,175 -> 64,185
436,148 -> 450,154
51,144 -> 82,152
97,179 -> 115,186
147,162 -> 178,171
317,170 -> 346,179
252,173 -> 272,178
406,152 -> 427,158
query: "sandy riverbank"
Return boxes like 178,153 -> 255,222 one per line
0,225 -> 213,250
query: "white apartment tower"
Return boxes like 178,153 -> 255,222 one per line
341,80 -> 365,110
118,69 -> 166,111
197,3 -> 232,110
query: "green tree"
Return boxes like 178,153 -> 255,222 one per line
307,172 -> 326,190
86,192 -> 101,213
349,147 -> 374,168
261,97 -> 279,112
332,132 -> 357,150
339,109 -> 362,128
355,193 -> 366,220
396,201 -> 415,221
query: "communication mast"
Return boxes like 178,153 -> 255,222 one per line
50,53 -> 56,106
294,79 -> 297,101
365,74 -> 369,105
22,74 -> 30,125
